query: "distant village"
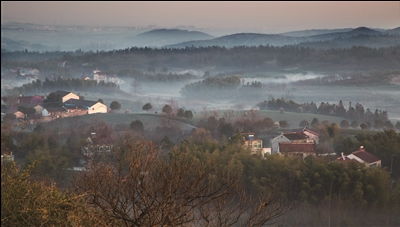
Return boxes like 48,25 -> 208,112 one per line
0,69 -> 121,124
241,129 -> 381,168
1,68 -> 383,168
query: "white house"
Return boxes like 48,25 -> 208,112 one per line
49,90 -> 80,103
338,146 -> 381,167
41,108 -> 49,117
271,134 -> 291,153
93,69 -> 122,84
33,104 -> 44,115
271,128 -> 319,153
302,128 -> 320,144
14,111 -> 25,119
64,99 -> 107,114
88,102 -> 108,114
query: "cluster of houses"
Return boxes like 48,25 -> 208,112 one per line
82,69 -> 122,85
242,128 -> 381,167
1,90 -> 108,123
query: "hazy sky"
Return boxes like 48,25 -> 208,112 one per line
2,1 -> 399,33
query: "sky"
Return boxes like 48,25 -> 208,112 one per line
1,1 -> 399,33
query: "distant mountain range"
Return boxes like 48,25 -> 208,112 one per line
1,23 -> 399,51
167,27 -> 400,49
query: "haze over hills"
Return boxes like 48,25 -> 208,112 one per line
1,22 -> 400,51
281,28 -> 353,37
167,27 -> 400,49
132,29 -> 213,47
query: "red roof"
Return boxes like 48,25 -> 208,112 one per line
18,96 -> 44,105
304,128 -> 319,136
279,143 -> 316,153
352,149 -> 380,164
283,132 -> 308,140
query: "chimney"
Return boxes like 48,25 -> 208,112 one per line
341,152 -> 345,160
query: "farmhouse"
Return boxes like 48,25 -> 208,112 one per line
271,127 -> 319,153
46,106 -> 68,119
64,99 -> 108,114
241,132 -> 271,157
337,146 -> 381,167
47,90 -> 80,103
279,143 -> 317,158
13,111 -> 25,119
93,69 -> 121,84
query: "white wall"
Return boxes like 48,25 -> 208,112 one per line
62,93 -> 80,103
271,135 -> 290,153
88,102 -> 108,114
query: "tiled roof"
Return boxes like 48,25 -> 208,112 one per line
279,143 -> 316,153
18,96 -> 44,105
352,149 -> 380,164
64,99 -> 98,109
50,90 -> 71,97
289,128 -> 319,136
46,106 -> 67,113
283,132 -> 308,140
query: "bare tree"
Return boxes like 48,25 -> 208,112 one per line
75,140 -> 287,226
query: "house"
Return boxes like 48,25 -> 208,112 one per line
337,146 -> 381,167
242,133 -> 263,153
17,95 -> 44,106
271,127 -> 319,153
1,152 -> 14,163
64,99 -> 107,114
81,132 -> 113,158
47,90 -> 80,103
46,106 -> 68,119
279,143 -> 316,158
241,132 -> 271,157
2,95 -> 44,107
33,104 -> 44,115
41,108 -> 50,117
93,69 -> 121,84
299,128 -> 320,144
13,111 -> 25,119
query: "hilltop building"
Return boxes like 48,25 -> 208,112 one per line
337,146 -> 381,167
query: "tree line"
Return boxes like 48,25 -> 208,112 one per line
2,126 -> 400,226
258,98 -> 393,129
6,77 -> 121,96
3,45 -> 400,76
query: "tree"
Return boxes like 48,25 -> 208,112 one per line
142,103 -> 152,112
311,118 -> 319,128
396,121 -> 400,130
184,110 -> 193,119
299,120 -> 309,128
17,106 -> 35,117
75,140 -> 286,226
360,122 -> 369,130
384,121 -> 394,129
130,120 -> 144,133
279,120 -> 289,128
176,108 -> 185,118
110,101 -> 121,110
340,120 -> 350,128
351,120 -> 359,128
162,104 -> 172,115
1,163 -> 104,226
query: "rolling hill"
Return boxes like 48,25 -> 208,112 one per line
131,29 -> 213,47
167,27 -> 400,49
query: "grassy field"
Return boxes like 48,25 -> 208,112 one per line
42,113 -> 196,132
195,109 -> 346,129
